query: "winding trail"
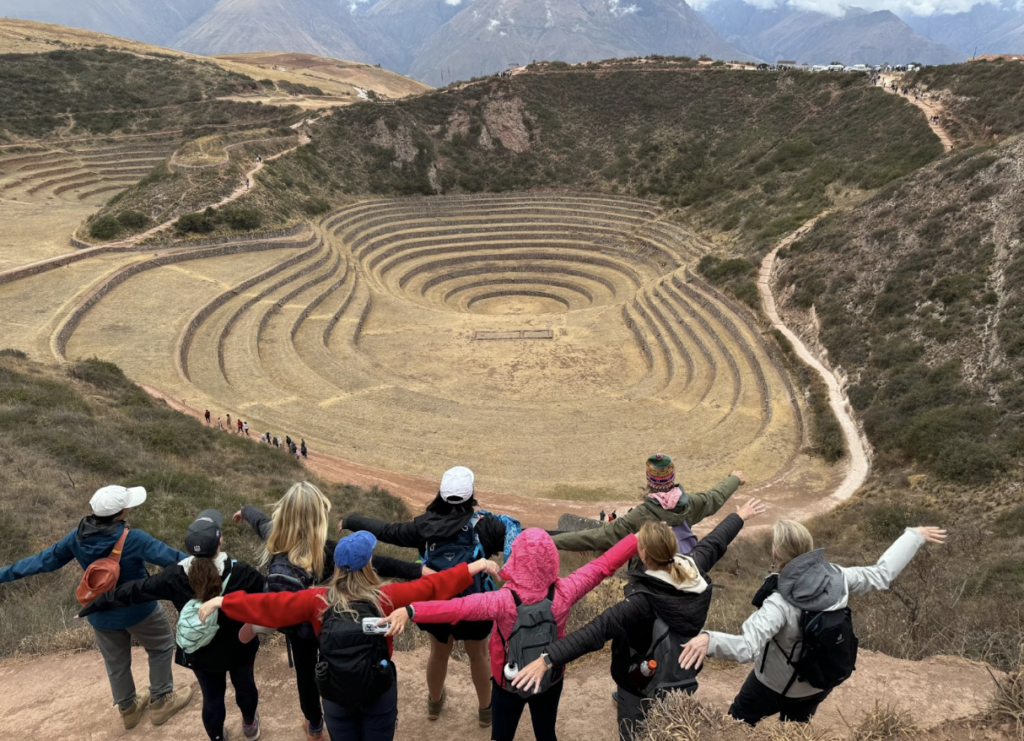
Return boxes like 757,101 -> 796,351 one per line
879,74 -> 954,152
757,215 -> 871,503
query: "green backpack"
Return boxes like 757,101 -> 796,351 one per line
177,568 -> 232,653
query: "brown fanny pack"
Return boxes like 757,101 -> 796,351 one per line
76,526 -> 129,606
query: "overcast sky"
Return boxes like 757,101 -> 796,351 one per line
689,0 -> 1020,17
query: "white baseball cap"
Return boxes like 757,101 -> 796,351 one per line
439,466 -> 475,504
90,485 -> 147,517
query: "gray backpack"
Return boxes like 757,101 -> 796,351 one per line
640,617 -> 700,698
498,585 -> 561,698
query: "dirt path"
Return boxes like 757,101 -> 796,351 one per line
758,215 -> 872,504
0,642 -> 997,740
879,74 -> 954,152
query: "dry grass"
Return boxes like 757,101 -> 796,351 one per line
988,649 -> 1024,739
848,702 -> 918,741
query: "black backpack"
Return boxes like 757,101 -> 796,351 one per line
422,513 -> 495,596
266,553 -> 316,641
635,617 -> 700,698
315,601 -> 394,709
777,607 -> 858,694
498,586 -> 562,698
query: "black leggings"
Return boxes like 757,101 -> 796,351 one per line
192,660 -> 259,741
288,634 -> 325,729
490,678 -> 563,741
728,670 -> 831,725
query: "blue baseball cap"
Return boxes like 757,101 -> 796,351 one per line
334,531 -> 377,572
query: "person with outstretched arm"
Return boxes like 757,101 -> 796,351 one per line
377,528 -> 641,741
552,455 -> 743,558
235,481 -> 425,741
80,510 -> 266,741
0,485 -> 194,729
343,466 -> 506,726
197,532 -> 500,741
513,499 -> 766,740
677,521 -> 948,725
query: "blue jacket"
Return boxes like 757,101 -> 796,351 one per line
0,517 -> 187,630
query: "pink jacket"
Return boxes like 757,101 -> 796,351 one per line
410,528 -> 638,684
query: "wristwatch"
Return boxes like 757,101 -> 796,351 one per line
541,653 -> 552,667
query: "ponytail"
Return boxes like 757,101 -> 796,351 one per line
188,556 -> 224,602
637,521 -> 699,583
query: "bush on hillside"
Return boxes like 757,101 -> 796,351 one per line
115,210 -> 152,231
88,215 -> 123,240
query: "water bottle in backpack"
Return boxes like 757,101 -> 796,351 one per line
634,618 -> 699,698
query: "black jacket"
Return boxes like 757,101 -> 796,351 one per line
545,513 -> 745,696
344,509 -> 505,560
239,505 -> 422,582
79,557 -> 265,672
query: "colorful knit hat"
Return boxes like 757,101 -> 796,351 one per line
646,454 -> 675,489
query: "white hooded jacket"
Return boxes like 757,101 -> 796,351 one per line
705,527 -> 926,697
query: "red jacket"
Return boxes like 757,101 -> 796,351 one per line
220,563 -> 473,656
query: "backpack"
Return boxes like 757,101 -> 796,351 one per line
176,566 -> 232,653
475,509 -> 522,561
76,527 -> 129,606
266,553 -> 316,641
635,617 -> 700,698
498,586 -> 562,699
775,608 -> 858,694
422,512 -> 495,596
315,601 -> 394,709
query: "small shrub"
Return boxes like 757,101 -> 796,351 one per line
223,206 -> 262,230
174,210 -> 216,235
116,210 -> 152,231
88,215 -> 123,240
0,349 -> 27,359
68,358 -> 130,391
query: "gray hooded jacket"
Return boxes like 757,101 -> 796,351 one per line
705,527 -> 926,697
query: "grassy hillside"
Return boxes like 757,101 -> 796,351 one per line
775,138 -> 1024,485
0,48 -> 303,141
907,60 -> 1024,145
0,353 -> 409,657
211,68 -> 940,250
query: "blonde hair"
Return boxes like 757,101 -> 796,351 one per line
322,563 -> 389,620
638,521 -> 699,583
264,481 -> 330,579
772,519 -> 814,569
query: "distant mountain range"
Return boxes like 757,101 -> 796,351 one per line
2,0 -> 1022,83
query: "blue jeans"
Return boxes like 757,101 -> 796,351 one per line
192,660 -> 259,741
322,680 -> 398,741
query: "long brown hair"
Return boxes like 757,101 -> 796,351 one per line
637,521 -> 699,583
321,563 -> 389,620
188,556 -> 225,602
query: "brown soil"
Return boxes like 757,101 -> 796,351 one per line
0,643 -> 997,740
879,74 -> 955,152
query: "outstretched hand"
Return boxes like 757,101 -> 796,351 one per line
469,558 -> 500,579
736,498 -> 766,522
232,510 -> 243,524
378,609 -> 408,637
198,596 -> 224,624
730,470 -> 746,485
678,632 -> 710,670
914,527 -> 947,545
510,656 -> 549,694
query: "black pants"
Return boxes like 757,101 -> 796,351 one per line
290,634 -> 325,729
192,660 -> 259,741
322,681 -> 398,741
490,678 -> 563,741
728,670 -> 831,725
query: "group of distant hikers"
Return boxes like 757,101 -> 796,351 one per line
205,408 -> 307,459
0,454 -> 946,741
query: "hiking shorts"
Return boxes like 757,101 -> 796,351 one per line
420,619 -> 492,643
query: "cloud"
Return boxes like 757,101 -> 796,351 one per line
445,0 -> 463,5
488,18 -> 501,29
607,0 -> 639,15
692,0 -> 1012,17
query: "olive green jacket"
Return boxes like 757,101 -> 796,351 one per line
551,475 -> 741,552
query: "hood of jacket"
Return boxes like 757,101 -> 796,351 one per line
413,509 -> 476,543
498,527 -> 559,603
777,548 -> 848,612
645,486 -> 687,511
623,558 -> 715,638
640,555 -> 708,594
179,552 -> 229,576
74,517 -> 127,559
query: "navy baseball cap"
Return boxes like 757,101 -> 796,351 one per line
185,509 -> 223,557
334,531 -> 377,572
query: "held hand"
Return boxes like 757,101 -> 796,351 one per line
197,596 -> 224,624
337,519 -> 345,533
232,510 -> 243,524
914,527 -> 947,545
420,564 -> 436,576
510,656 -> 549,695
730,470 -> 746,485
736,498 -> 766,522
378,609 -> 408,638
678,632 -> 710,670
469,558 -> 498,577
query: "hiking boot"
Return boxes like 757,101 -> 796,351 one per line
427,688 -> 446,720
119,689 -> 149,730
149,686 -> 194,726
242,712 -> 260,741
303,719 -> 324,741
478,705 -> 492,728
